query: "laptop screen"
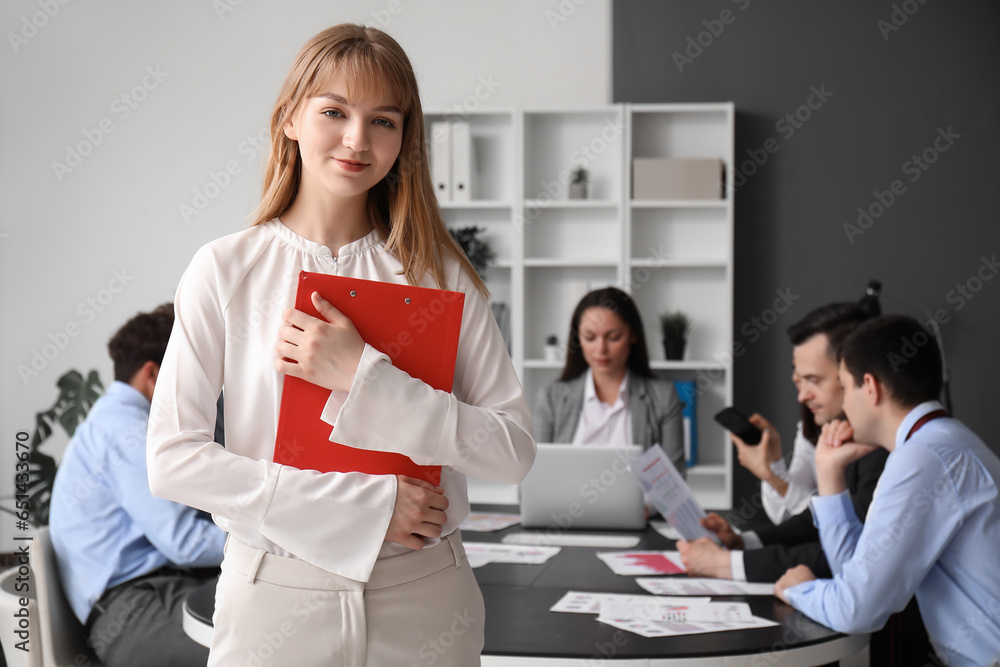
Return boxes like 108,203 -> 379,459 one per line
519,444 -> 646,530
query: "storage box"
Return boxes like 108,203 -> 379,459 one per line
632,158 -> 724,200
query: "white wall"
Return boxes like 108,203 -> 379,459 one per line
0,0 -> 610,548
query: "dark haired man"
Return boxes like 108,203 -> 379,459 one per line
776,316 -> 1000,667
679,302 -> 887,583
50,304 -> 225,667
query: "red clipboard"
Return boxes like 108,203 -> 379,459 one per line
272,272 -> 465,485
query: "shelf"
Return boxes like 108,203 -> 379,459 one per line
523,359 -> 564,369
687,464 -> 728,477
629,103 -> 734,115
631,199 -> 728,209
523,258 -> 618,268
649,360 -> 729,371
444,104 -> 734,510
523,199 -> 619,209
440,200 -> 512,210
630,258 -> 727,269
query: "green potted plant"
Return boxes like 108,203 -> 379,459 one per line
544,334 -> 560,362
448,225 -> 496,280
659,311 -> 691,361
569,167 -> 589,200
2,369 -> 103,528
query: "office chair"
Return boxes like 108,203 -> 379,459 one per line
32,527 -> 103,667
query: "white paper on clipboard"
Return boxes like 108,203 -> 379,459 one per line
631,445 -> 719,544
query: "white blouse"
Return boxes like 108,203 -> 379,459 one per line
147,219 -> 535,583
761,422 -> 817,525
571,369 -> 633,446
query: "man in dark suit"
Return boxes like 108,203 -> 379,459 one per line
678,302 -> 882,582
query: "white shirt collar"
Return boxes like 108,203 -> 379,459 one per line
583,368 -> 629,408
267,218 -> 383,259
895,400 -> 946,449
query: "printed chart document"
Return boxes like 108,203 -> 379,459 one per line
550,591 -> 709,615
599,614 -> 778,639
636,577 -> 776,597
459,513 -> 521,532
552,592 -> 778,639
597,551 -> 686,576
632,445 -> 718,543
598,600 -> 754,624
463,542 -> 560,568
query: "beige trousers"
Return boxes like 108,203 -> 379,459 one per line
208,532 -> 484,667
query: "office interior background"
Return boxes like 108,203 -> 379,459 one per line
1,0 -> 997,551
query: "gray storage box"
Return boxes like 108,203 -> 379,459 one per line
633,158 -> 724,199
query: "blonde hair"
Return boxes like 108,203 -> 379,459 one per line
251,24 -> 488,297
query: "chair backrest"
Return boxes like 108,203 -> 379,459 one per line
32,527 -> 103,667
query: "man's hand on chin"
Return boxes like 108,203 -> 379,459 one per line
677,537 -> 733,579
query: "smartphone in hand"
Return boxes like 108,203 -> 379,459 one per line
714,407 -> 763,445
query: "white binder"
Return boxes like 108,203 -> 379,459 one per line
451,121 -> 473,202
429,121 -> 452,202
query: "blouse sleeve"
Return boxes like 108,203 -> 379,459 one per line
330,269 -> 536,483
147,246 -> 397,582
761,423 -> 818,525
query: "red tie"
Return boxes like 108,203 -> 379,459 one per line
905,409 -> 948,442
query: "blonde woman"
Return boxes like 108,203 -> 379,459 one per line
147,24 -> 534,665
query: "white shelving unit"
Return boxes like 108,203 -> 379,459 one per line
426,103 -> 735,509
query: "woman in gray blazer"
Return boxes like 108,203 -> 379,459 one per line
534,288 -> 687,476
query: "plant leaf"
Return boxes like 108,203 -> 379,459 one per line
56,369 -> 103,437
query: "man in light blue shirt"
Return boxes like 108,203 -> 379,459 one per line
50,304 -> 226,667
775,315 -> 1000,667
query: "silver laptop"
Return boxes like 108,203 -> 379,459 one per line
520,444 -> 646,530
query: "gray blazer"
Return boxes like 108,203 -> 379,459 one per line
533,373 -> 687,476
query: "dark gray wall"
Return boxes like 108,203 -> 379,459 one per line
613,0 -> 1000,510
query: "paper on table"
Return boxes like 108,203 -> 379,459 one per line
649,520 -> 682,541
549,591 -> 710,615
598,599 -> 754,624
598,614 -> 779,639
596,550 -> 686,576
636,577 -> 776,597
632,445 -> 718,543
463,542 -> 560,567
465,550 -> 500,568
459,513 -> 521,532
